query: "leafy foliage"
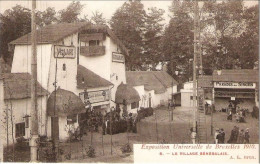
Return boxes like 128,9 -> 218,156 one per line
120,143 -> 132,153
143,7 -> 165,70
86,145 -> 96,158
58,1 -> 84,23
110,0 -> 146,70
162,1 -> 194,82
91,11 -> 107,25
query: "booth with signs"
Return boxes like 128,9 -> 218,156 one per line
212,70 -> 259,112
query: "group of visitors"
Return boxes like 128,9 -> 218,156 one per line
226,102 -> 247,123
215,126 -> 250,144
227,126 -> 250,143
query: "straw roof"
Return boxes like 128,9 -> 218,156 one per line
77,65 -> 112,89
126,71 -> 178,94
115,83 -> 140,104
3,73 -> 48,100
213,69 -> 259,82
47,88 -> 85,117
9,23 -> 129,56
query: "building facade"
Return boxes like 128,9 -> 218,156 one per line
9,22 -> 133,141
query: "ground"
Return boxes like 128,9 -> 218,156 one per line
4,106 -> 259,163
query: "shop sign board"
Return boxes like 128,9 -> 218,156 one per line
79,90 -> 109,104
112,52 -> 124,63
54,45 -> 76,58
215,91 -> 255,98
214,82 -> 255,89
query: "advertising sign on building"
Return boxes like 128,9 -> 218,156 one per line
79,90 -> 109,104
112,52 -> 124,63
54,46 -> 76,58
214,82 -> 256,89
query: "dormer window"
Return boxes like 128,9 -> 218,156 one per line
89,40 -> 100,46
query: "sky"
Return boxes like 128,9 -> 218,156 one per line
0,0 -> 258,25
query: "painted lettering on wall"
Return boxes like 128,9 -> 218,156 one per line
112,52 -> 124,63
79,90 -> 109,104
54,46 -> 76,58
214,82 -> 255,89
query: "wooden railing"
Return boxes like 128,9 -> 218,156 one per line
80,46 -> 105,57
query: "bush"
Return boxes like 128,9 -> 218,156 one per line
120,143 -> 132,153
15,136 -> 29,150
136,107 -> 154,122
107,119 -> 127,135
86,145 -> 96,158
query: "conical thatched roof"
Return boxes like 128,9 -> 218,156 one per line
115,83 -> 140,104
47,88 -> 85,117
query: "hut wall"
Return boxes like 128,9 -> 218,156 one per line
79,36 -> 111,82
11,44 -> 52,90
2,96 -> 47,146
48,33 -> 79,94
110,38 -> 127,108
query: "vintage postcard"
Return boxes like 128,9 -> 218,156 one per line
0,0 -> 259,163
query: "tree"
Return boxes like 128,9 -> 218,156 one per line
110,0 -> 146,70
143,7 -> 165,70
91,11 -> 106,25
58,1 -> 84,23
36,7 -> 58,27
201,1 -> 247,72
0,5 -> 31,64
162,1 -> 194,82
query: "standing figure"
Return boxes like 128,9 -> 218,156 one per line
244,128 -> 250,144
227,126 -> 236,143
220,128 -> 225,143
215,128 -> 220,144
238,129 -> 245,144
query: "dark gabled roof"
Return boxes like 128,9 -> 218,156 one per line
115,82 -> 140,104
212,69 -> 259,82
126,71 -> 178,94
3,73 -> 48,100
10,22 -> 88,45
198,75 -> 213,88
9,23 -> 129,56
77,65 -> 112,89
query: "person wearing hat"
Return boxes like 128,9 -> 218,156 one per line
215,128 -> 220,144
220,128 -> 225,143
244,128 -> 250,143
238,129 -> 245,144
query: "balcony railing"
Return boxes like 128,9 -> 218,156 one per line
80,46 -> 105,57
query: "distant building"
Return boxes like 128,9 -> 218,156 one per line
126,71 -> 178,109
185,69 -> 259,111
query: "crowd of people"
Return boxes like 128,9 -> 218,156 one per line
226,102 -> 248,123
215,126 -> 250,144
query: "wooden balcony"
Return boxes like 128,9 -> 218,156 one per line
80,46 -> 105,57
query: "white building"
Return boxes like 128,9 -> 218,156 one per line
9,22 -> 137,141
126,71 -> 178,109
0,73 -> 48,145
180,81 -> 197,107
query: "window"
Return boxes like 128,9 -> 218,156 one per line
131,102 -> 139,109
89,40 -> 100,46
190,96 -> 197,100
62,63 -> 66,71
15,122 -> 25,138
67,114 -> 77,125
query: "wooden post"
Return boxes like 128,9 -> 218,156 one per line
30,0 -> 39,162
192,0 -> 199,144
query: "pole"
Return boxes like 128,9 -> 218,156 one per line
110,106 -> 112,155
192,0 -> 199,144
30,0 -> 38,161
